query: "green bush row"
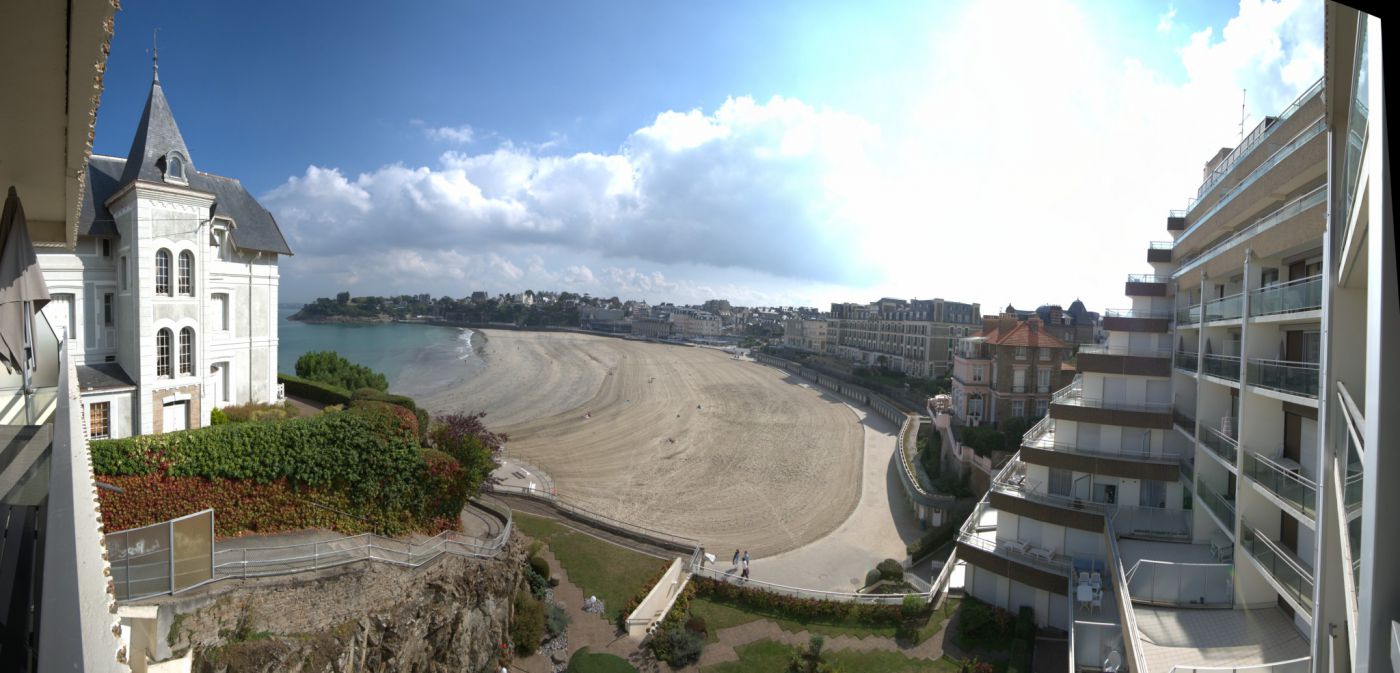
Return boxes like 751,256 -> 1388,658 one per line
90,411 -> 425,515
278,373 -> 352,406
295,350 -> 389,392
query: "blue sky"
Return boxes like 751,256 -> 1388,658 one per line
95,0 -> 1323,311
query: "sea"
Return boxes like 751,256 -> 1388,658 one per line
276,305 -> 483,400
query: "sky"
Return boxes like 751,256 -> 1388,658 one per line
93,0 -> 1324,312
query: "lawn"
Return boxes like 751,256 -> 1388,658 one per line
700,639 -> 960,673
566,647 -> 638,672
686,596 -> 960,644
512,513 -> 666,620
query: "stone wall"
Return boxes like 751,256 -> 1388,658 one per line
147,538 -> 525,673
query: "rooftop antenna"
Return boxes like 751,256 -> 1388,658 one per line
148,27 -> 160,81
1238,88 -> 1248,143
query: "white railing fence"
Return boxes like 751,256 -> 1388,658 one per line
1124,559 -> 1233,608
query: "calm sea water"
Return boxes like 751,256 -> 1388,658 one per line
276,305 -> 481,399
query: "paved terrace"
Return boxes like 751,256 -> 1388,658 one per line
1134,605 -> 1310,673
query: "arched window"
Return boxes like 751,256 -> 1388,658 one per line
178,251 -> 194,295
156,328 -> 172,377
179,327 -> 194,376
166,154 -> 185,182
155,249 -> 172,295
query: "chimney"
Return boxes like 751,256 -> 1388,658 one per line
1028,317 -> 1040,333
998,312 -> 1018,335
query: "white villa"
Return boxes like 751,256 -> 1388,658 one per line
35,66 -> 290,438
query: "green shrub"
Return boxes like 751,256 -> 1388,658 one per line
348,400 -> 419,443
529,555 -> 551,581
510,588 -> 545,655
648,624 -> 705,667
418,449 -> 469,521
877,559 -> 904,582
684,614 -> 707,636
692,576 -> 905,628
89,411 -> 428,529
901,594 -> 927,620
295,351 -> 389,391
221,401 -> 300,424
863,569 -> 882,588
278,373 -> 352,406
526,567 -> 549,599
906,519 -> 961,561
210,408 -> 228,426
545,603 -> 571,639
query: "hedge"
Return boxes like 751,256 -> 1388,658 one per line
691,576 -> 916,627
278,373 -> 352,406
90,411 -> 425,521
354,388 -> 429,442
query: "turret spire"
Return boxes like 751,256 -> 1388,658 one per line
150,27 -> 160,82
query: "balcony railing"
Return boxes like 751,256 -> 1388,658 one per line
1169,209 -> 1187,218
1176,304 -> 1201,326
1180,455 -> 1195,484
1247,358 -> 1319,398
958,502 -> 1071,576
1011,385 -> 1027,393
1202,354 -> 1241,382
1345,467 -> 1363,515
1191,78 -> 1321,203
1079,344 -> 1172,358
1204,293 -> 1244,322
1251,275 -> 1323,317
1197,479 -> 1236,535
1173,186 -> 1328,280
1180,116 -> 1326,244
1244,452 -> 1317,518
1172,407 -> 1195,433
0,311 -> 62,424
1241,522 -> 1314,613
1175,351 -> 1198,372
992,457 -> 1111,514
1112,505 -> 1192,540
1021,417 -> 1179,464
1051,376 -> 1171,414
1104,308 -> 1171,319
1199,422 -> 1239,466
1126,274 -> 1170,284
1149,241 -> 1173,250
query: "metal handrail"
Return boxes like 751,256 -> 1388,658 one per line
1168,209 -> 1187,218
1022,418 -> 1179,463
1196,479 -> 1236,534
1177,117 -> 1326,245
1203,293 -> 1245,321
1079,344 -> 1172,358
1103,308 -> 1171,319
1191,77 -> 1322,203
1149,241 -> 1173,250
1240,520 -> 1315,583
1243,452 -> 1317,517
992,457 -> 1111,513
1126,274 -> 1170,284
691,565 -> 917,605
1173,186 -> 1326,279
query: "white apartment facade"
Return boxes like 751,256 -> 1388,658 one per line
952,6 -> 1394,673
35,68 -> 290,438
829,297 -> 981,378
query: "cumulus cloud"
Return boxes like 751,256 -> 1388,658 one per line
265,96 -> 882,288
1158,5 -> 1176,32
419,123 -> 476,144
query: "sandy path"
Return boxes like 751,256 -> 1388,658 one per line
424,330 -> 863,556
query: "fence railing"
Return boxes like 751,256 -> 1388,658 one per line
1022,417 -> 1180,464
1243,452 -> 1317,518
1199,422 -> 1239,465
1202,354 -> 1241,382
1176,304 -> 1202,325
1246,358 -> 1319,398
1240,522 -> 1314,613
1112,505 -> 1192,541
1078,344 -> 1173,358
1104,308 -> 1171,319
1197,479 -> 1237,537
690,564 -> 917,605
487,482 -> 699,552
1126,274 -> 1170,284
1251,274 -> 1323,316
212,523 -> 512,580
1176,351 -> 1199,372
1191,77 -> 1322,204
1204,293 -> 1244,322
1167,656 -> 1313,673
1173,185 -> 1326,280
108,509 -> 215,602
1124,559 -> 1233,607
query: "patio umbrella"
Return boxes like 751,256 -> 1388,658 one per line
0,187 -> 51,390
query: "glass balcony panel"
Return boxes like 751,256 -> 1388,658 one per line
1251,275 -> 1322,316
1176,304 -> 1201,326
1341,18 -> 1369,226
1196,478 -> 1236,533
1247,359 -> 1320,398
1202,354 -> 1241,382
1172,407 -> 1195,433
1194,78 -> 1321,202
1199,422 -> 1238,465
1244,452 -> 1317,517
1175,351 -> 1198,372
1241,524 -> 1314,613
1204,293 -> 1244,321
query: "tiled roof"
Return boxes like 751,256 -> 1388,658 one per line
976,323 -> 1069,349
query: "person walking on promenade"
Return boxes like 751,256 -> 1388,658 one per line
742,550 -> 750,567
741,565 -> 749,581
732,549 -> 740,568
699,547 -> 706,570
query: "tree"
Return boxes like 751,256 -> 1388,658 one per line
336,291 -> 350,304
294,351 -> 389,391
429,412 -> 507,497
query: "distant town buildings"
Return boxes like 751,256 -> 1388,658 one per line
782,316 -> 829,353
827,297 -> 982,378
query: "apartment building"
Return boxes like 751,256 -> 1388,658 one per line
782,316 -> 829,353
829,297 -> 981,378
669,307 -> 722,338
950,313 -> 1077,427
952,6 -> 1393,673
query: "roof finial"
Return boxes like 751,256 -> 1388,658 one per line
151,27 -> 160,82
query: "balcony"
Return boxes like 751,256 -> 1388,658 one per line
1192,79 -> 1321,205
1168,210 -> 1187,231
1148,241 -> 1173,263
1019,417 -> 1181,482
1125,274 -> 1169,297
1103,308 -> 1171,333
957,501 -> 1072,578
1049,377 -> 1173,429
1175,351 -> 1198,373
990,457 -> 1108,532
1241,523 -> 1314,614
1011,385 -> 1027,393
1077,345 -> 1172,377
1203,293 -> 1244,322
1345,466 -> 1363,516
1247,358 -> 1319,399
1172,186 -> 1327,281
1196,479 -> 1237,537
1201,354 -> 1241,382
1199,421 -> 1239,467
1176,304 -> 1201,326
1244,452 -> 1317,519
1250,275 -> 1322,317
1172,407 -> 1195,434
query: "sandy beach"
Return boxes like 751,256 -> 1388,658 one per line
423,330 -> 864,556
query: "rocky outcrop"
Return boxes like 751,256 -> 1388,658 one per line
148,539 -> 524,673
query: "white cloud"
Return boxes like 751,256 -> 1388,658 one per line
271,0 -> 1323,311
420,123 -> 476,144
1158,5 -> 1176,32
